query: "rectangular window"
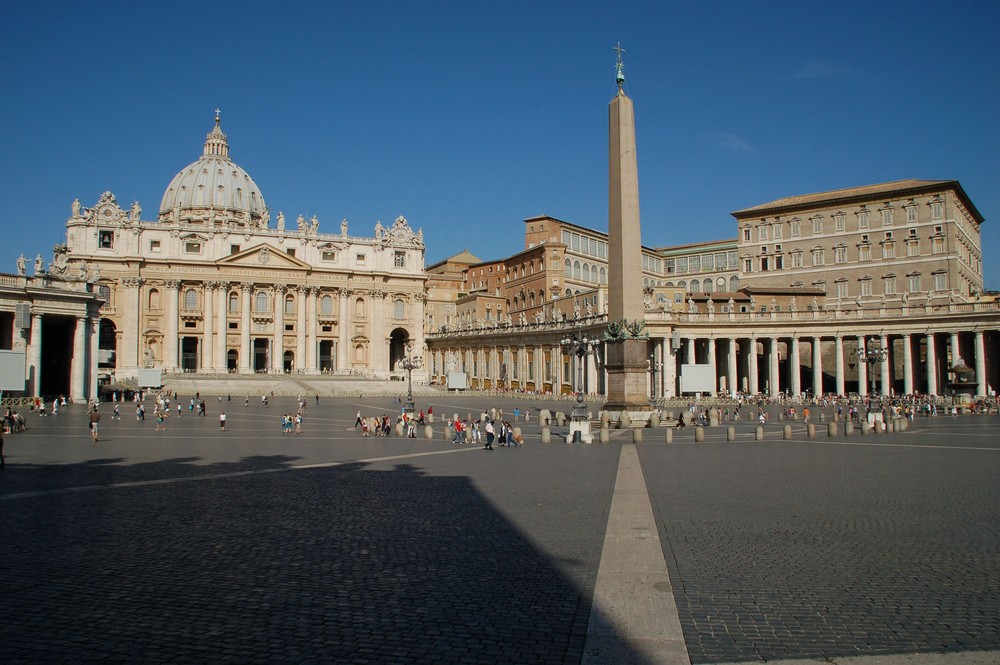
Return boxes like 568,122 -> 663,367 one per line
881,208 -> 893,227
743,258 -> 753,272
676,258 -> 688,273
906,206 -> 917,223
934,273 -> 946,290
837,282 -> 849,298
860,280 -> 872,297
727,251 -> 738,269
286,248 -> 295,257
321,251 -> 337,262
690,256 -> 701,272
931,202 -> 943,219
908,275 -> 921,292
859,245 -> 871,261
884,277 -> 897,295
230,244 -> 241,254
812,218 -> 823,235
858,211 -> 870,229
759,226 -> 768,242
882,243 -> 895,259
149,240 -> 161,252
229,321 -> 238,329
834,214 -> 846,232
790,220 -> 801,237
184,242 -> 201,254
356,253 -> 366,265
742,228 -> 751,242
703,254 -> 715,270
791,252 -> 803,268
394,251 -> 406,268
772,224 -> 783,240
665,259 -> 675,274
99,230 -> 114,249
835,247 -> 847,263
906,241 -> 919,257
811,249 -> 824,266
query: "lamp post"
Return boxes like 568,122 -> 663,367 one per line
649,351 -> 661,407
560,334 -> 601,428
399,342 -> 422,414
851,338 -> 888,398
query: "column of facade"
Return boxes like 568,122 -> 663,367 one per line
747,337 -> 759,395
686,338 -> 695,365
857,336 -> 868,396
28,313 -> 42,396
372,291 -> 386,373
663,339 -> 677,399
165,280 -> 180,370
902,334 -> 913,395
296,286 -> 307,372
812,337 -> 823,398
789,337 -> 801,398
120,277 -> 141,371
835,336 -> 845,396
272,285 -> 285,372
769,337 -> 780,397
926,333 -> 938,395
306,287 -> 319,372
240,283 -> 252,373
974,331 -> 987,397
216,283 -> 229,370
202,282 -> 214,372
879,334 -> 891,395
70,316 -> 87,402
338,289 -> 351,371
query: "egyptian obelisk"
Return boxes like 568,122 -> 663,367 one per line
604,44 -> 651,412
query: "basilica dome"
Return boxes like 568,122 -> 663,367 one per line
158,113 -> 267,225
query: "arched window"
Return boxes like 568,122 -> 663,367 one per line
564,259 -> 572,277
355,297 -> 365,317
600,267 -> 607,284
703,279 -> 712,294
285,295 -> 295,314
184,289 -> 197,310
148,288 -> 160,310
583,264 -> 590,282
573,261 -> 581,279
255,291 -> 269,312
729,276 -> 740,291
393,298 -> 405,319
678,281 -> 687,290
321,295 -> 333,316
354,344 -> 365,362
228,292 -> 239,313
97,284 -> 112,302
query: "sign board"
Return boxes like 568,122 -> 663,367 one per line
0,350 -> 26,392
447,372 -> 468,390
137,368 -> 163,388
679,364 -> 715,394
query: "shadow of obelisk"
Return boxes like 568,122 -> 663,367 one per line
604,46 -> 652,416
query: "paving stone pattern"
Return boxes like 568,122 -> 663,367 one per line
640,435 -> 1000,663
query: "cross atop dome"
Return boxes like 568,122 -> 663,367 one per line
204,109 -> 229,158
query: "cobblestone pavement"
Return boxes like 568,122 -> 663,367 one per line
1,396 -> 997,664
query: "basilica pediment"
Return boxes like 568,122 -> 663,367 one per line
217,243 -> 312,269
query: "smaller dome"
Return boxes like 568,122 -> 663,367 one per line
159,113 -> 267,225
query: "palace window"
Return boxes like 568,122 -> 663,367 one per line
742,228 -> 751,242
322,251 -> 337,262
881,206 -> 893,227
729,275 -> 739,290
791,251 -> 803,268
859,278 -> 873,297
811,248 -> 825,266
394,251 -> 406,268
906,205 -> 917,223
858,209 -> 870,229
285,295 -> 295,314
184,242 -> 201,254
790,219 -> 801,237
758,226 -> 768,242
834,213 -> 846,232
184,289 -> 198,309
933,272 -> 946,291
322,295 -> 334,316
906,238 -> 920,257
355,297 -> 365,317
229,292 -> 239,313
882,242 -> 896,259
883,276 -> 897,295
772,223 -> 783,240
931,237 -> 945,254
812,217 -> 823,235
393,299 -> 405,319
255,292 -> 269,312
835,246 -> 848,264
908,274 -> 921,292
836,281 -> 849,298
931,201 -> 943,220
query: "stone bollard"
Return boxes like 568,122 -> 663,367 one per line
665,428 -> 673,443
899,418 -> 909,432
539,409 -> 551,425
820,413 -> 826,423
600,427 -> 610,443
428,413 -> 435,424
886,419 -> 895,432
807,423 -> 816,438
783,424 -> 793,440
600,411 -> 610,429
694,426 -> 705,443
541,426 -> 551,444
513,426 -> 522,445
727,426 -> 735,442
649,412 -> 660,428
874,420 -> 883,434
619,412 -> 631,430
395,422 -> 404,437
465,427 -> 474,444
443,426 -> 452,441
424,425 -> 434,439
792,411 -> 799,421
755,425 -> 764,441
666,411 -> 674,422
632,428 -> 643,443
861,421 -> 871,435
708,409 -> 719,427
845,421 -> 854,436
556,412 -> 567,427
827,422 -> 837,437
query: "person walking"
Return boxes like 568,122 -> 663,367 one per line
484,419 -> 495,450
219,412 -> 227,432
88,407 -> 101,442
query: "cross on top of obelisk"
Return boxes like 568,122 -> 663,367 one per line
614,43 -> 625,88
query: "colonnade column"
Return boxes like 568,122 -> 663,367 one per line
902,334 -> 913,395
727,338 -> 737,399
950,332 -> 962,366
306,287 -> 318,373
240,284 -> 252,373
747,337 -> 759,395
89,318 -> 99,401
686,338 -> 694,365
879,334 -> 890,396
70,316 -> 87,402
120,277 -> 141,371
857,336 -> 868,396
769,337 -> 780,397
926,333 -> 938,395
296,286 -> 307,372
835,336 -> 845,396
216,284 -> 229,370
338,289 -> 350,371
812,337 -> 823,398
975,331 -> 987,397
202,283 -> 214,372
707,338 -> 718,394
272,285 -> 285,372
165,280 -> 180,370
789,337 -> 801,398
29,313 -> 42,396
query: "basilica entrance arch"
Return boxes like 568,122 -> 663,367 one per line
388,328 -> 411,371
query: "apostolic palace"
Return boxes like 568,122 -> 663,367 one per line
1,82 -> 997,405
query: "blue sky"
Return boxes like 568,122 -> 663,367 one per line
2,1 -> 998,288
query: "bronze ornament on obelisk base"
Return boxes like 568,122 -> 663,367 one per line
603,44 -> 652,415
